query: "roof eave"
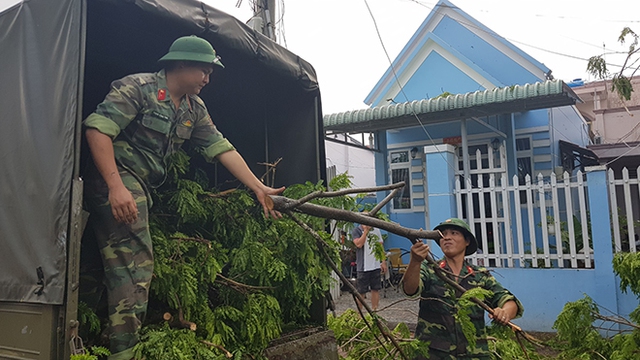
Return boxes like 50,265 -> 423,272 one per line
326,85 -> 580,133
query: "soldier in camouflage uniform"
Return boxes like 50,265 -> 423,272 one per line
83,35 -> 284,360
402,218 -> 524,360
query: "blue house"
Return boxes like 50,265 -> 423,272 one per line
324,0 -> 636,332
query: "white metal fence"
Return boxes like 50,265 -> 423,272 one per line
455,170 -> 594,269
453,165 -> 640,269
608,167 -> 640,253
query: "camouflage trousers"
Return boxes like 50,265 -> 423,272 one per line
83,167 -> 153,360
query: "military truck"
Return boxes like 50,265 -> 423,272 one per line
0,1 -> 325,358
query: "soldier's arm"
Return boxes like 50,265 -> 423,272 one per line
216,150 -> 284,219
402,241 -> 430,296
84,76 -> 144,224
85,129 -> 138,224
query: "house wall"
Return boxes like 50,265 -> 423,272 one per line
573,76 -> 640,144
550,105 -> 591,153
324,140 -> 375,189
362,0 -> 632,333
430,15 -> 542,86
382,163 -> 639,332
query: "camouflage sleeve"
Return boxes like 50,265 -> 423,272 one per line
401,261 -> 430,298
190,100 -> 235,162
482,272 -> 524,319
83,76 -> 144,139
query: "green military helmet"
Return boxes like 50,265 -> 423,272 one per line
158,35 -> 225,68
433,218 -> 478,256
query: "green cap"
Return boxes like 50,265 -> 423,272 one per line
433,218 -> 478,256
158,35 -> 225,68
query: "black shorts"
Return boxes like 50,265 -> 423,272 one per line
356,269 -> 382,294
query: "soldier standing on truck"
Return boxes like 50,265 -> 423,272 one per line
82,35 -> 284,360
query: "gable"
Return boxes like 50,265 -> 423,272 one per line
366,0 -> 551,107
372,35 -> 500,107
430,15 -> 545,85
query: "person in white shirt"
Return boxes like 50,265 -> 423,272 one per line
352,222 -> 387,311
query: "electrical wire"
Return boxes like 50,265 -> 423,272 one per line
408,1 -> 629,71
363,0 -> 467,186
363,0 -> 634,190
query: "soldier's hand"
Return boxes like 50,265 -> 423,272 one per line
109,183 -> 138,224
410,240 -> 430,263
490,307 -> 511,325
256,185 -> 285,219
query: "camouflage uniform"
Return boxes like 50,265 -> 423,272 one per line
404,259 -> 524,360
83,70 -> 234,360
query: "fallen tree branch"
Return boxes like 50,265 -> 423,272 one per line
170,236 -> 212,248
215,273 -> 277,291
164,294 -> 197,331
201,340 -> 233,358
291,182 -> 406,208
270,195 -> 439,242
267,183 -> 541,356
286,211 -> 409,360
369,187 -> 400,216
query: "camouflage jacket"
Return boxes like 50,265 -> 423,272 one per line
84,70 -> 234,188
405,259 -> 524,357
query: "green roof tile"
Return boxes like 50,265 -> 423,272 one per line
324,80 -> 579,133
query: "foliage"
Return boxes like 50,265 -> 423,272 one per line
587,27 -> 639,101
328,309 -> 429,359
552,295 -> 613,359
77,301 -> 101,336
434,91 -> 453,99
134,323 -> 228,360
613,252 -> 640,321
81,150 -> 366,358
550,251 -> 640,360
486,324 -> 547,360
70,346 -> 110,360
455,287 -> 492,351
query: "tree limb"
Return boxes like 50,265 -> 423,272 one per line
215,273 -> 277,291
270,195 -> 440,242
201,340 -> 233,358
291,182 -> 406,207
286,211 -> 409,360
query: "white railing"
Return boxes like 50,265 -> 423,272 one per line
608,167 -> 640,253
455,171 -> 593,269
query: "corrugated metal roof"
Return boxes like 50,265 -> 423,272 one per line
324,80 -> 580,133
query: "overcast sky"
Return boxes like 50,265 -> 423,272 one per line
2,0 -> 638,114
211,0 -> 640,114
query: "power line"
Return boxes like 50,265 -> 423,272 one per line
403,1 -> 629,71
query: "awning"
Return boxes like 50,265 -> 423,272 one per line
324,80 -> 580,133
559,140 -> 599,172
588,142 -> 640,160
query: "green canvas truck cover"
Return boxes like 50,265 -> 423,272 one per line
0,0 -> 325,305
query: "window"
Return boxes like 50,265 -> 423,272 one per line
516,137 -> 533,204
389,151 -> 411,210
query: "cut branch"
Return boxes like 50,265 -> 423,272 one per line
215,273 -> 277,291
201,340 -> 233,358
369,187 -> 400,216
165,294 -> 197,331
292,182 -> 406,207
286,212 -> 409,360
270,195 -> 440,242
170,236 -> 212,248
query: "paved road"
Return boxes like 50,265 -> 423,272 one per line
329,281 -> 419,331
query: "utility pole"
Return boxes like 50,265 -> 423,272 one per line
246,0 -> 277,42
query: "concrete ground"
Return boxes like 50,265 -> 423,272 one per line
328,281 -> 419,331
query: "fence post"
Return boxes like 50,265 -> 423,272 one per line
585,165 -> 619,325
425,144 -> 457,257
